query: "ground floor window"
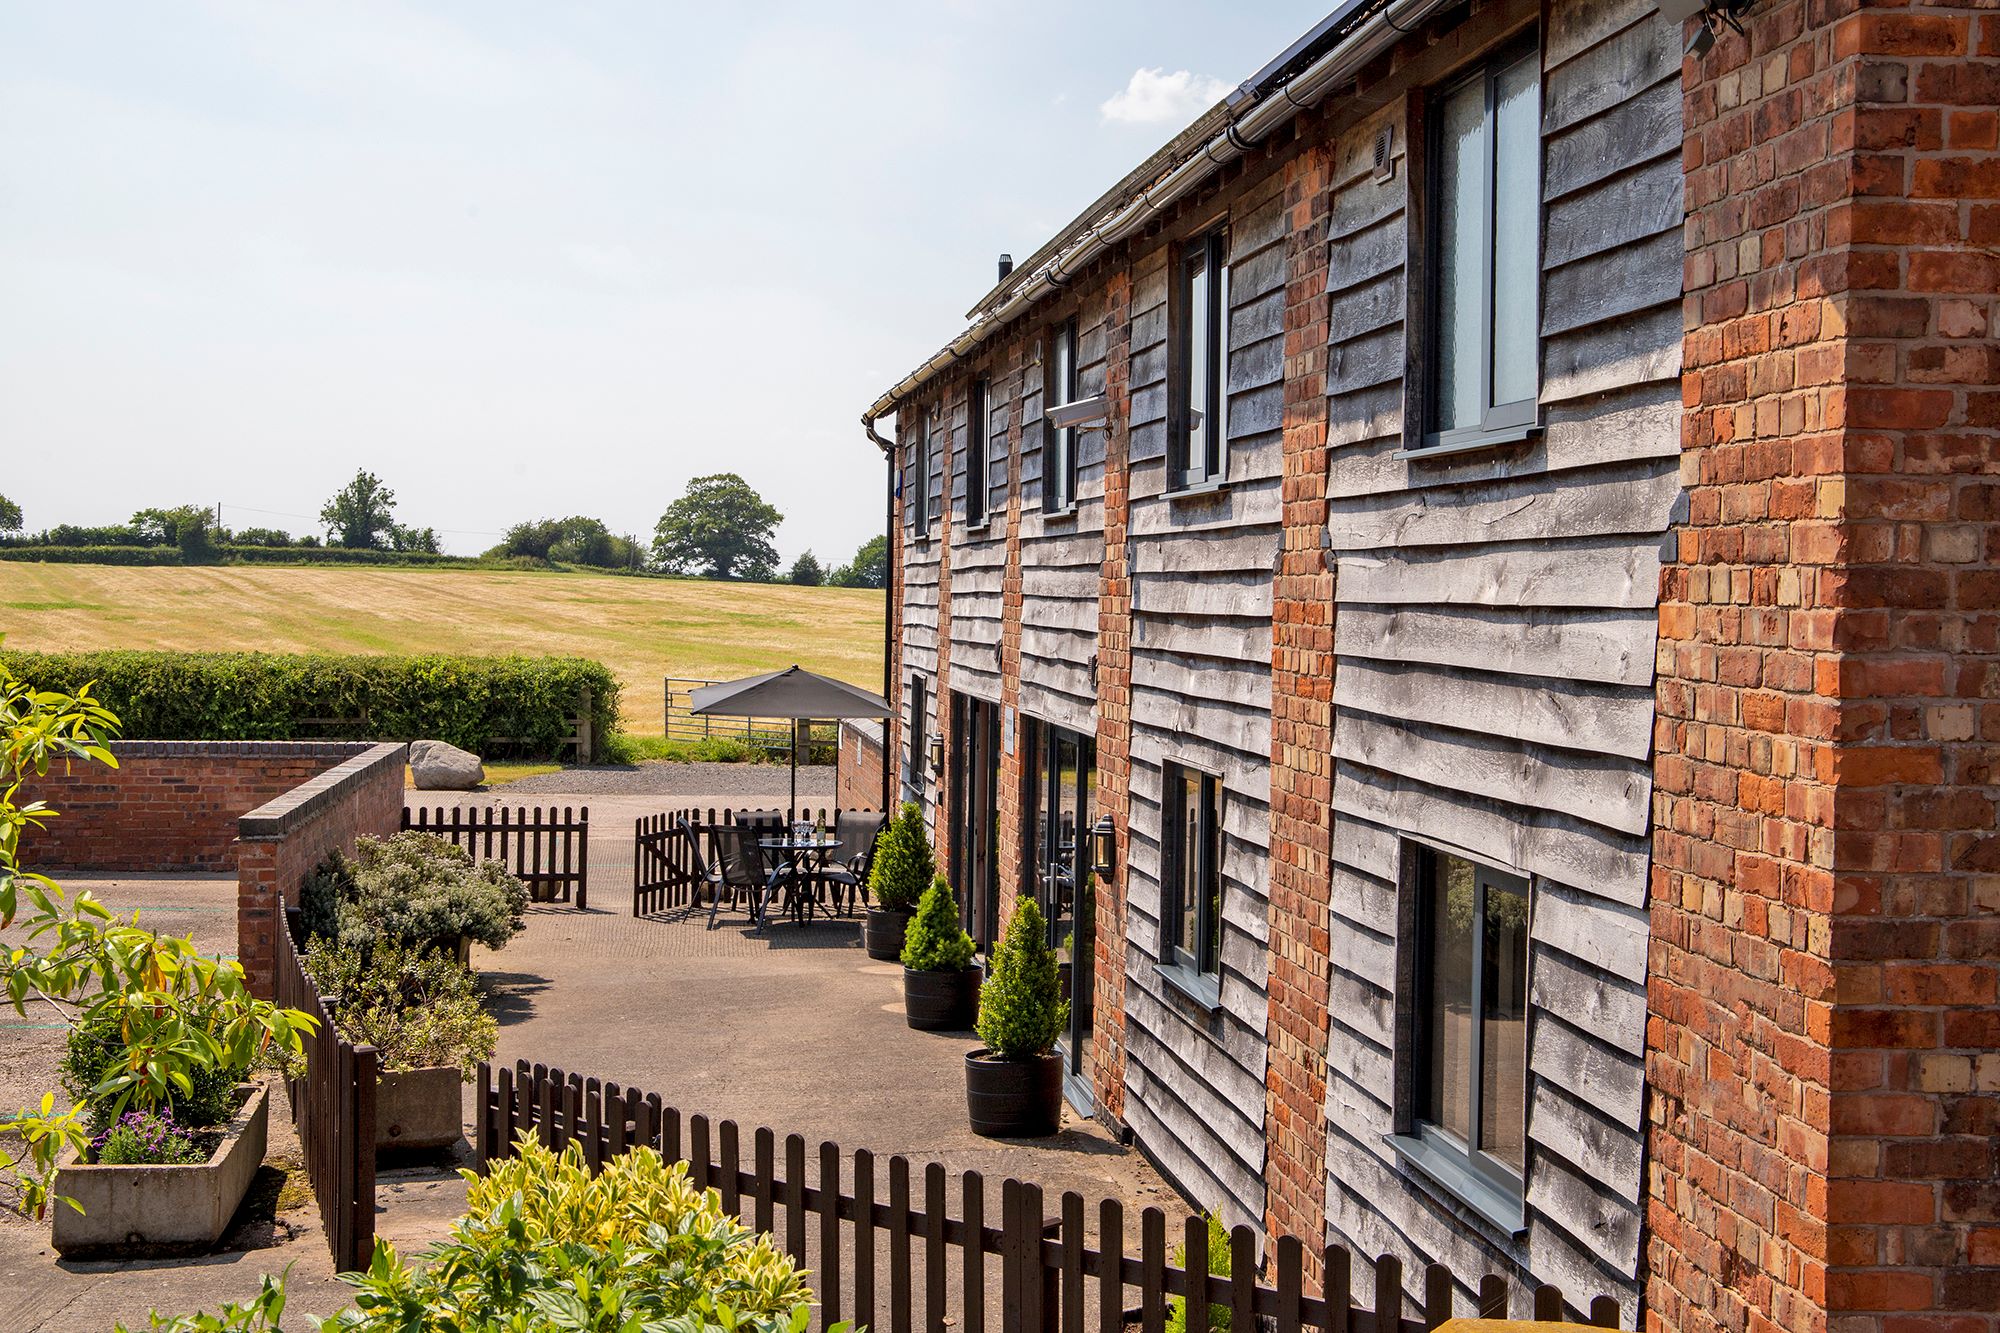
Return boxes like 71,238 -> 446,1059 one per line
1025,717 -> 1096,1105
948,692 -> 1002,951
903,674 -> 928,805
1394,844 -> 1530,1230
1160,763 -> 1222,1004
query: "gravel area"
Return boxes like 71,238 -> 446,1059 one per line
483,761 -> 836,801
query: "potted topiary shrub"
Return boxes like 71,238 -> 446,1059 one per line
865,802 -> 932,962
900,877 -> 980,1030
965,897 -> 1069,1137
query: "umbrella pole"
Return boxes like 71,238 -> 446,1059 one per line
790,727 -> 799,821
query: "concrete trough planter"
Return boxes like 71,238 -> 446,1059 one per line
376,1065 -> 465,1153
51,1083 -> 268,1260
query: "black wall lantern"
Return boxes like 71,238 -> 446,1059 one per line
1089,814 -> 1117,882
928,734 -> 945,776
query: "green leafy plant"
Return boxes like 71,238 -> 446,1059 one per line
976,897 -> 1068,1060
0,649 -> 621,761
298,850 -> 353,947
119,1271 -> 290,1332
868,801 -> 934,912
62,1011 -> 244,1134
0,667 -> 318,1218
302,938 -> 497,1079
901,876 -> 975,972
333,832 -> 528,955
311,1139 -> 833,1332
1165,1213 -> 1233,1333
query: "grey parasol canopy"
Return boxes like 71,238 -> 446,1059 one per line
689,666 -> 892,815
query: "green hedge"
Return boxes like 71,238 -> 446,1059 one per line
0,651 -> 621,762
0,545 -> 185,566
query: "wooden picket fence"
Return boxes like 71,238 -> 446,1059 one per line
633,804 -> 851,915
403,804 -> 590,907
274,909 -> 376,1272
475,1060 -> 1623,1333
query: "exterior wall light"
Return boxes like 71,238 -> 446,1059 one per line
928,734 -> 945,775
1090,814 -> 1117,882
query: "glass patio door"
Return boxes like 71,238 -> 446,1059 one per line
1026,718 -> 1096,1109
948,693 -> 1002,953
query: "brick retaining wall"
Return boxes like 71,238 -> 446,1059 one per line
837,720 -> 885,812
236,743 -> 406,997
25,741 -> 380,872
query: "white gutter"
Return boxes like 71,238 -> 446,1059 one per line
861,0 -> 1449,431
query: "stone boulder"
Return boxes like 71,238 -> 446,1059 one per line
409,739 -> 485,790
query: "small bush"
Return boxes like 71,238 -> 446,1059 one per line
61,1013 -> 243,1134
90,1109 -> 209,1166
868,801 -> 934,911
1166,1214 -> 1233,1333
337,832 -> 528,954
298,849 -> 353,946
977,897 -> 1068,1060
901,876 -> 975,972
302,937 -> 497,1078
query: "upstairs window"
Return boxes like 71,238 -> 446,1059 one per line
1422,43 -> 1542,451
1044,319 -> 1079,513
1170,227 -> 1229,491
1161,763 -> 1223,1003
966,379 -> 989,528
908,412 -> 931,536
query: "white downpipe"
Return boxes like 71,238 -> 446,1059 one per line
864,0 -> 1454,423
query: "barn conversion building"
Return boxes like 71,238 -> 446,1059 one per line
858,0 -> 1999,1329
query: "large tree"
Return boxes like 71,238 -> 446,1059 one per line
652,474 -> 782,581
320,470 -> 397,549
788,551 -> 824,586
829,534 -> 888,589
0,495 -> 20,535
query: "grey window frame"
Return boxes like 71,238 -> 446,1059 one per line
1388,841 -> 1531,1235
908,411 -> 931,538
904,673 -> 928,801
1168,227 -> 1230,492
1044,318 -> 1080,514
1159,762 -> 1223,1008
965,379 -> 989,529
1413,37 -> 1543,455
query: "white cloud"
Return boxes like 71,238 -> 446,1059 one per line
1099,67 -> 1231,126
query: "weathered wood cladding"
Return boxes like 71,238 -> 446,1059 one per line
1318,0 -> 1680,1320
882,0 -> 1682,1319
898,407 -> 945,813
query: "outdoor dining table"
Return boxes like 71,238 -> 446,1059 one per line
759,834 -> 842,924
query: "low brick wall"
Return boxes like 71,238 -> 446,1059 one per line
26,741 -> 380,872
236,743 -> 405,997
837,719 -> 885,811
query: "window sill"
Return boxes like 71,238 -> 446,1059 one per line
1384,1132 -> 1526,1240
1165,479 -> 1230,503
1155,961 -> 1223,1014
960,519 -> 993,537
1397,424 -> 1541,461
1041,504 -> 1078,522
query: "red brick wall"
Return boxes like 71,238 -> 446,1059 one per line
24,742 -> 371,872
1092,267 -> 1135,1121
1650,3 -> 2000,1332
1264,132 -> 1336,1258
837,721 -> 885,812
236,742 -> 406,997
996,341 -> 1030,937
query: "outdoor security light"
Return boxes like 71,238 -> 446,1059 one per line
1090,814 -> 1117,882
1046,395 -> 1110,430
928,734 -> 945,775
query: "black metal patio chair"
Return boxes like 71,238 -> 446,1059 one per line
812,811 -> 887,915
712,821 -> 785,926
676,816 -> 726,911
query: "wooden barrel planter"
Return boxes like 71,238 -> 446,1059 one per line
903,966 -> 980,1030
864,907 -> 913,962
964,1050 -> 1063,1138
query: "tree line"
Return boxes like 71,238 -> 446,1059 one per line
0,471 -> 885,589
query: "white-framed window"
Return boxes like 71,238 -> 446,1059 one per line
1169,227 -> 1230,490
1044,318 -> 1079,512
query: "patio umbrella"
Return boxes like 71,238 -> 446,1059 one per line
689,666 -> 892,816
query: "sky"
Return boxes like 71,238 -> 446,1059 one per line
0,1 -> 1330,563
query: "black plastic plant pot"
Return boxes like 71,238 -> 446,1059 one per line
964,1048 -> 1063,1138
903,966 -> 981,1031
865,907 -> 914,961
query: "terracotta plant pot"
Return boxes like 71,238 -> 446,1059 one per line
964,1048 -> 1063,1138
903,966 -> 981,1031
865,907 -> 914,962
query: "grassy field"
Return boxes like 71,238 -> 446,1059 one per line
0,564 -> 885,735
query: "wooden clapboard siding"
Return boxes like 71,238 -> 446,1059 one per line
946,354 -> 1012,703
1317,1 -> 1680,1321
1117,178 -> 1287,1239
1012,290 -> 1107,734
899,405 -> 945,813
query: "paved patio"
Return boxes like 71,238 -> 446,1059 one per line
0,765 -> 1181,1330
